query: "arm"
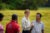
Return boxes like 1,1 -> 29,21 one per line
17,27 -> 20,33
22,19 -> 28,29
30,25 -> 33,32
22,21 -> 26,29
42,23 -> 44,33
30,22 -> 34,32
15,25 -> 20,33
42,30 -> 44,33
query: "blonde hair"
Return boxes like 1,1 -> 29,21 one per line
24,9 -> 30,14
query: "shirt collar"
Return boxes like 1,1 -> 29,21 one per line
11,20 -> 17,23
36,21 -> 41,24
24,16 -> 29,20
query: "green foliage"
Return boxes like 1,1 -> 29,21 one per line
0,0 -> 48,10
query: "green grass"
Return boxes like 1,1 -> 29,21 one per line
0,9 -> 50,33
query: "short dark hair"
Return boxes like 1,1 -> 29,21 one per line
37,13 -> 42,18
0,13 -> 4,19
12,14 -> 18,20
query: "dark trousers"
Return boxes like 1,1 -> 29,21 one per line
22,30 -> 30,33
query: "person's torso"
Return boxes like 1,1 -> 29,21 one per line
6,21 -> 18,33
22,17 -> 31,30
32,21 -> 43,33
25,19 -> 30,27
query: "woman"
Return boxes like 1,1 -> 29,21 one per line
22,9 -> 31,33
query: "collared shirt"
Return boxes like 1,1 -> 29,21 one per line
6,20 -> 20,33
0,24 -> 4,33
22,16 -> 31,30
31,20 -> 44,33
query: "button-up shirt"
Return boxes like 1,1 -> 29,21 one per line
22,17 -> 31,30
31,20 -> 44,33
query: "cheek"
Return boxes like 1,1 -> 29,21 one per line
28,13 -> 30,15
27,14 -> 30,16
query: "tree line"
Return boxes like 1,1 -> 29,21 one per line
0,0 -> 50,10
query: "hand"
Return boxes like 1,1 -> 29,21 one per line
30,23 -> 34,33
31,23 -> 34,27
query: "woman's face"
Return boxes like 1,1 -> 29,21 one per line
25,10 -> 30,17
26,11 -> 30,16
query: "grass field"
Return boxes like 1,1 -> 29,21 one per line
0,9 -> 50,33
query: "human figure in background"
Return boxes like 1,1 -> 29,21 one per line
22,9 -> 31,33
6,14 -> 20,33
31,13 -> 44,33
0,13 -> 4,33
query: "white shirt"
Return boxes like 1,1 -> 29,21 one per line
22,16 -> 31,30
31,20 -> 44,33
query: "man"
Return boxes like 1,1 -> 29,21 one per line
31,13 -> 44,33
6,14 -> 20,33
0,13 -> 4,33
22,9 -> 31,33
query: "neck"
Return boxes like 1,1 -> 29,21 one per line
25,15 -> 28,20
12,20 -> 18,23
36,19 -> 41,23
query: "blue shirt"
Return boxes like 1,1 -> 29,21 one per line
31,20 -> 44,33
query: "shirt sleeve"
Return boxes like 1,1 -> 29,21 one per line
17,25 -> 20,32
22,19 -> 26,29
42,23 -> 44,30
15,24 -> 20,33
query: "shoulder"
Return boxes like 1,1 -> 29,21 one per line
13,23 -> 20,31
40,21 -> 44,26
32,20 -> 36,23
22,17 -> 26,22
41,21 -> 44,24
14,23 -> 20,28
22,17 -> 26,20
0,24 -> 3,29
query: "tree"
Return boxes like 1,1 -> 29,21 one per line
0,0 -> 49,10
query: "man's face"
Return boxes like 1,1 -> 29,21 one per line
36,14 -> 41,20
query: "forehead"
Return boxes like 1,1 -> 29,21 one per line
36,14 -> 40,16
25,10 -> 30,13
